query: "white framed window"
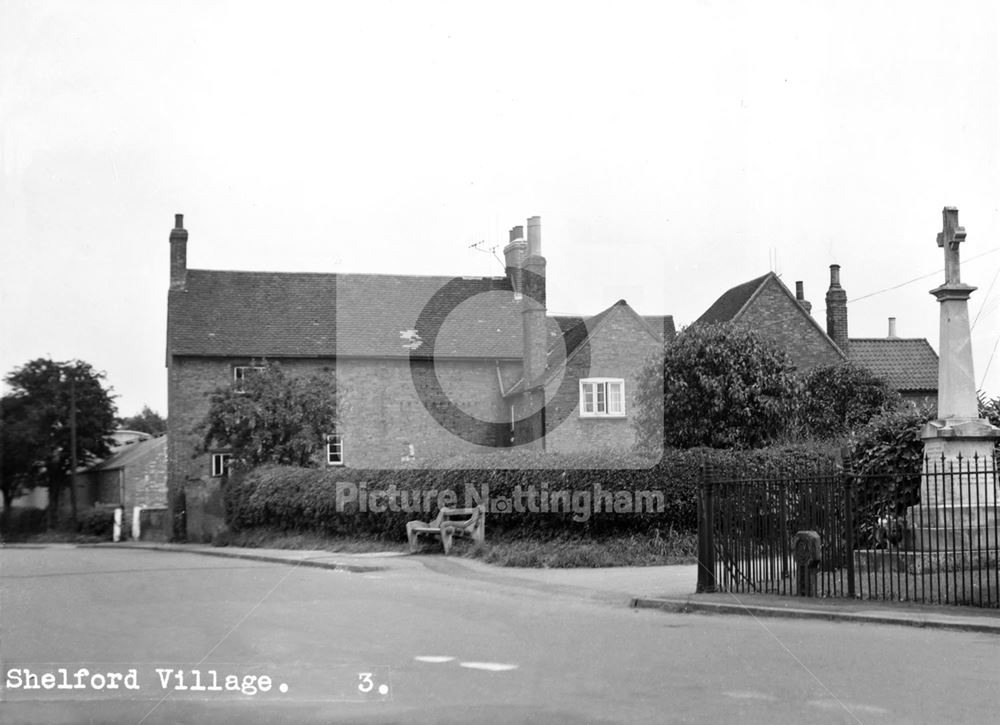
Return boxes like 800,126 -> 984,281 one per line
232,365 -> 265,393
326,433 -> 344,466
579,378 -> 626,417
210,453 -> 232,477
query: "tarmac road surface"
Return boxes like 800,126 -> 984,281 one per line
2,545 -> 999,724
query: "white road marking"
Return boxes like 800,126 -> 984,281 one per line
414,656 -> 455,663
459,662 -> 518,672
808,700 -> 889,715
723,691 -> 778,702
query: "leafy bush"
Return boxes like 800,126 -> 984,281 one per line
980,393 -> 1000,428
795,362 -> 900,438
75,508 -> 115,538
847,404 -> 934,545
634,322 -> 800,450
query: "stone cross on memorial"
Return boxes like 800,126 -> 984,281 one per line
929,207 -> 978,420
937,206 -> 966,285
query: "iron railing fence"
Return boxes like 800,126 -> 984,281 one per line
696,454 -> 1000,608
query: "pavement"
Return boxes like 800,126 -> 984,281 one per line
84,540 -> 1000,635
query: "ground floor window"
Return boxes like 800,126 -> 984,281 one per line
210,452 -> 232,477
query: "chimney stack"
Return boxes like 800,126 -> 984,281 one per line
503,226 -> 527,298
825,264 -> 849,353
795,281 -> 812,314
888,317 -> 897,338
170,213 -> 188,291
521,216 -> 547,386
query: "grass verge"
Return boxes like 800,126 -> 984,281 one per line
211,527 -> 697,568
214,528 -> 409,554
460,530 -> 698,568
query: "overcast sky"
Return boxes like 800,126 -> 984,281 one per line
2,0 -> 999,417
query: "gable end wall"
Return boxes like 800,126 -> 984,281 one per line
740,279 -> 843,371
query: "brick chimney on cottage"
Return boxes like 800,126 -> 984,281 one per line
795,281 -> 812,314
825,264 -> 849,353
170,213 -> 188,291
521,216 -> 547,385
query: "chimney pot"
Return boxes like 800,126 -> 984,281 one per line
174,213 -> 184,230
829,264 -> 841,287
888,317 -> 897,338
527,216 -> 541,257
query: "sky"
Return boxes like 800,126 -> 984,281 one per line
2,0 -> 999,418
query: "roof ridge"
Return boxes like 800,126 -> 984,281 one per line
850,337 -> 931,342
187,268 -> 507,282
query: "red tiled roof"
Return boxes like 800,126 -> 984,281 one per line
168,270 -> 525,359
848,338 -> 939,391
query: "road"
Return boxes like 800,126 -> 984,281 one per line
1,546 -> 998,724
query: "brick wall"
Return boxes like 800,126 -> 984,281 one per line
740,277 -> 844,371
126,438 -> 167,510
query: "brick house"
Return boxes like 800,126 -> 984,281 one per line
695,265 -> 939,406
166,215 -> 672,541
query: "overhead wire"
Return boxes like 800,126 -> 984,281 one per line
848,246 -> 1000,304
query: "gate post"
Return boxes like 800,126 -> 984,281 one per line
697,463 -> 717,593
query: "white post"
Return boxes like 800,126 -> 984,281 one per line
132,506 -> 142,541
113,506 -> 123,542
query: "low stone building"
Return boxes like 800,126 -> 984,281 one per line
72,434 -> 168,512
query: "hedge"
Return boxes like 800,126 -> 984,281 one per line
223,443 -> 841,540
0,507 -> 47,540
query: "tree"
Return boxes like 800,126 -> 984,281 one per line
795,362 -> 901,438
634,322 -> 800,450
1,359 -> 117,526
198,361 -> 339,470
118,405 -> 167,435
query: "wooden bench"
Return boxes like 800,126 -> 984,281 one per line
406,506 -> 485,555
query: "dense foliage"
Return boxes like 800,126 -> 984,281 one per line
118,405 -> 167,435
795,362 -> 900,438
75,507 -> 115,538
846,404 -> 935,545
198,361 -> 339,469
634,322 -> 800,450
1,358 -> 116,524
979,393 -> 1000,428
